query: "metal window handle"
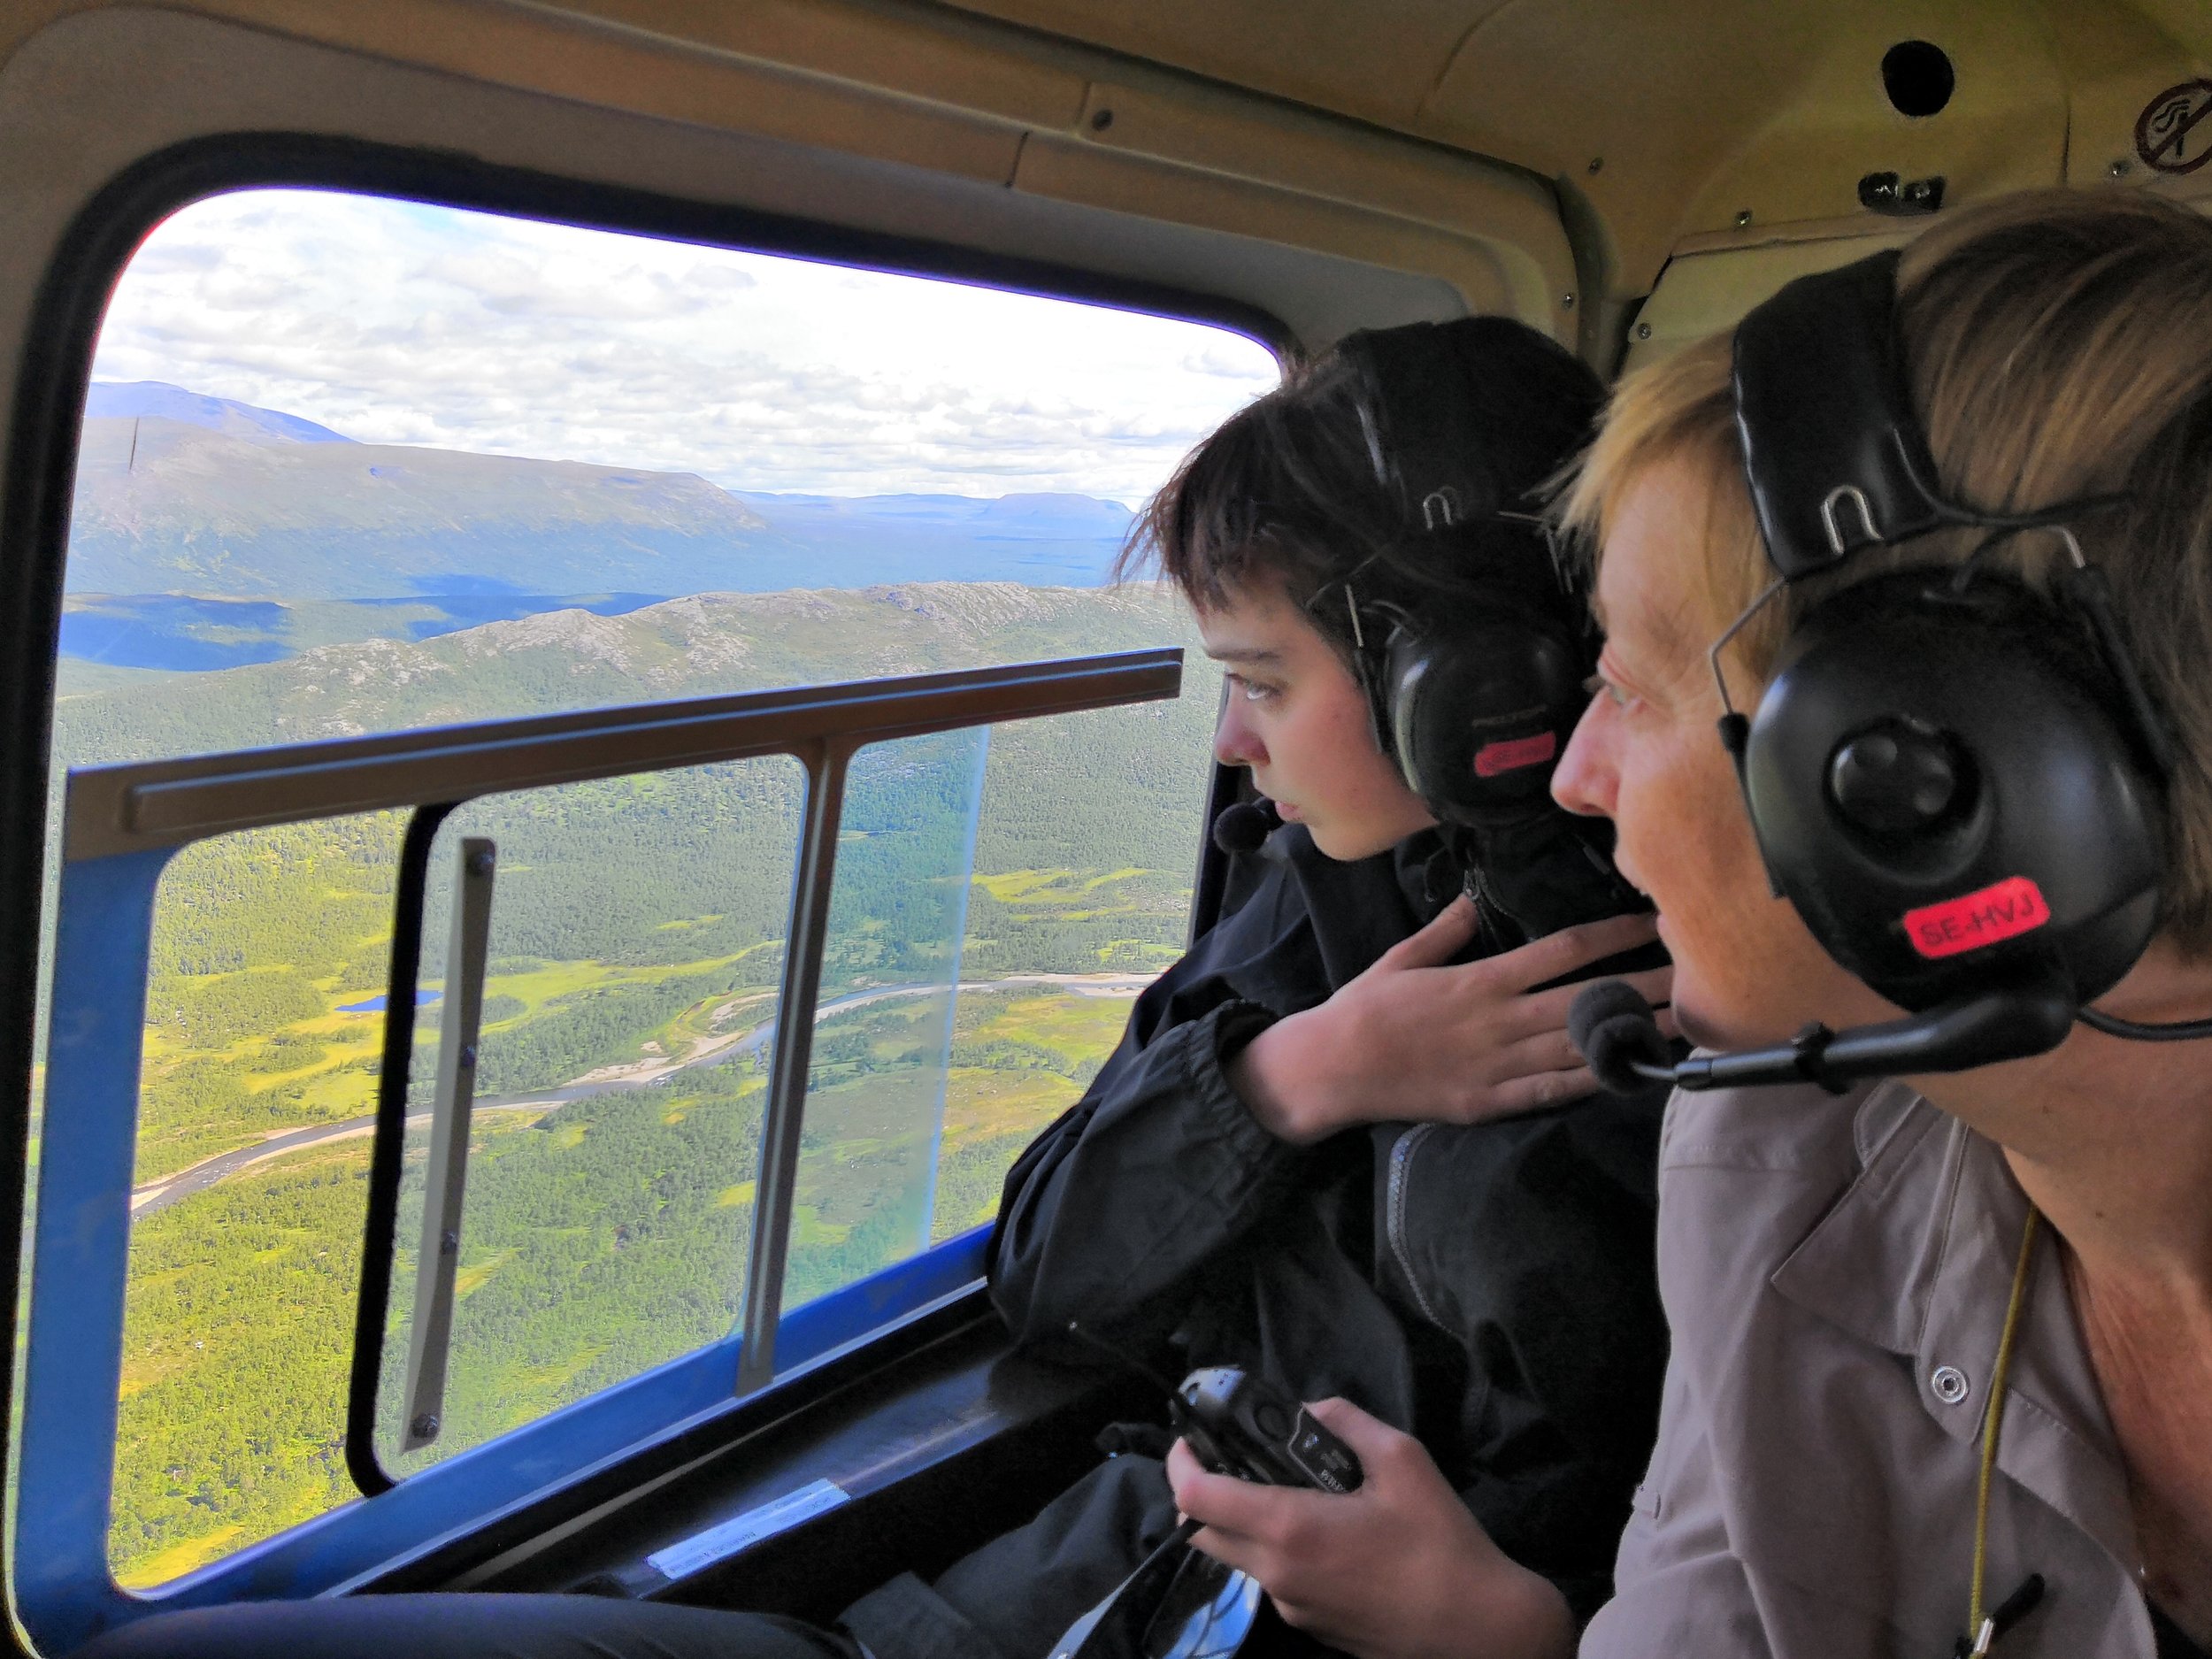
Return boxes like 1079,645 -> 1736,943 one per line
399,838 -> 497,1453
736,743 -> 850,1394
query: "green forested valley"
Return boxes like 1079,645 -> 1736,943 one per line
63,582 -> 1217,1585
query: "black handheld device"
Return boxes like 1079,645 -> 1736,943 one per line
1171,1366 -> 1363,1494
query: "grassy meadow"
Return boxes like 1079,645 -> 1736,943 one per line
76,585 -> 1213,1586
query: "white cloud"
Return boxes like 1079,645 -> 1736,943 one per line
89,189 -> 1280,500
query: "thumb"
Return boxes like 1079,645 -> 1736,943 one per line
1301,1394 -> 1407,1461
1378,894 -> 1479,972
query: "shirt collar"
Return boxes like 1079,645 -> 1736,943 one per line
1770,1083 -> 2140,1570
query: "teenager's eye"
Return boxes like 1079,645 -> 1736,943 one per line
1230,674 -> 1280,703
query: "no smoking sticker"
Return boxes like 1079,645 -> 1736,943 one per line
2137,81 -> 2212,175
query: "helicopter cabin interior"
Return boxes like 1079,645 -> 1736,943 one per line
0,0 -> 2207,1653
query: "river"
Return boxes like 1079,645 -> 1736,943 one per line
127,972 -> 1154,1217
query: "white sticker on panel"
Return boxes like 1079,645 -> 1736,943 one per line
646,1478 -> 852,1579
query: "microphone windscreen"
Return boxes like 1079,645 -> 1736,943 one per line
1567,978 -> 1651,1049
1211,798 -> 1280,856
1569,979 -> 1673,1095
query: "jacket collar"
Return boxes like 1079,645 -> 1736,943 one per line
1770,1083 -> 2142,1573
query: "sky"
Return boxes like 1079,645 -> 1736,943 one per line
89,189 -> 1280,502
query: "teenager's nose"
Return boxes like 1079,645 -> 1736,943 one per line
1551,698 -> 1615,818
1214,697 -> 1267,769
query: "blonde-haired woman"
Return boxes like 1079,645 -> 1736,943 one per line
1553,189 -> 2212,1657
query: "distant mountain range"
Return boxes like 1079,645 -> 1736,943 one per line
65,383 -> 1141,669
86,382 -> 354,446
55,580 -> 1204,757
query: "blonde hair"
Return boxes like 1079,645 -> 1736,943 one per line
1560,189 -> 2212,952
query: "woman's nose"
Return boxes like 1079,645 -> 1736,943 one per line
1551,700 -> 1615,818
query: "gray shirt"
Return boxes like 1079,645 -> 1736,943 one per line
1581,1077 -> 2164,1657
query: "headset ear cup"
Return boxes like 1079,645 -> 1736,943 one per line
1740,571 -> 2164,1010
1382,594 -> 1593,826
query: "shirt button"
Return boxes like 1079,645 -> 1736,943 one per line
1931,1365 -> 1971,1405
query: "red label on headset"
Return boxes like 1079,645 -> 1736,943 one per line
1901,877 -> 2053,959
1473,732 -> 1556,778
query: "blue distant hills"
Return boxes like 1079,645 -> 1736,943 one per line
64,383 -> 1140,672
86,381 -> 355,445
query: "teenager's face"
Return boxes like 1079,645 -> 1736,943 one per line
1549,460 -> 1889,1048
1198,577 -> 1437,861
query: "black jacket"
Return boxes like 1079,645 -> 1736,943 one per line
987,824 -> 1669,1619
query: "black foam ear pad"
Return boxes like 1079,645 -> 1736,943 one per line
1379,593 -> 1592,828
1742,569 -> 2163,1010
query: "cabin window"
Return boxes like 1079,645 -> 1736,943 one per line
41,187 -> 1274,1594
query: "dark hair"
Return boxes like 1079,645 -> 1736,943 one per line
1118,317 -> 1603,661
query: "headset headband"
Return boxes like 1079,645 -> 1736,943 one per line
1732,251 -> 1954,576
1342,322 -> 1505,534
1732,250 -> 2127,580
1728,250 -> 2168,778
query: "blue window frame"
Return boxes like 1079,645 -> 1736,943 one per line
4,142 -> 1284,1646
18,652 -> 1180,1655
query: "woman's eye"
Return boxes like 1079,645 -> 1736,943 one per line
1584,669 -> 1633,710
1232,674 -> 1279,703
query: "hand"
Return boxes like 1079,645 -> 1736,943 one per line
1165,1398 -> 1575,1659
1228,902 -> 1674,1143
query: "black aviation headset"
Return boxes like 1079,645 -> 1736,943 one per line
1574,249 -> 2211,1097
1290,317 -> 1645,941
1328,318 -> 1600,828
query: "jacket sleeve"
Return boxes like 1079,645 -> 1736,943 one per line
987,986 -> 1311,1352
1392,1091 -> 1671,1626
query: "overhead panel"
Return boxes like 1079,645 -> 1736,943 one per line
1670,8 -> 2067,239
1621,231 -> 1915,373
526,0 -> 1580,337
519,0 -> 1089,133
1421,0 -> 1790,297
1423,0 -> 2070,295
2046,0 -> 2212,187
923,0 -> 1504,130
921,0 -> 2212,303
1026,75 -> 1575,339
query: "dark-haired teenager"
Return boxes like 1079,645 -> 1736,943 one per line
73,319 -> 1670,1659
989,319 -> 1671,1659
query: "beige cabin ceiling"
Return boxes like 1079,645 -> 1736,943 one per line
0,0 -> 2208,357
936,0 -> 2212,289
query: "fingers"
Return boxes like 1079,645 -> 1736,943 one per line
1455,1064 -> 1599,1119
1481,910 -> 1661,995
1164,1433 -> 1205,1498
1166,1440 -> 1295,1538
1170,1472 -> 1269,1578
1299,1394 -> 1402,1462
1377,894 -> 1480,972
1514,963 -> 1676,1039
1492,1022 -> 1587,1078
1184,1518 -> 1268,1580
1168,1440 -> 1330,1587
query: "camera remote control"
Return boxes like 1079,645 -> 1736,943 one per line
1171,1365 -> 1363,1494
